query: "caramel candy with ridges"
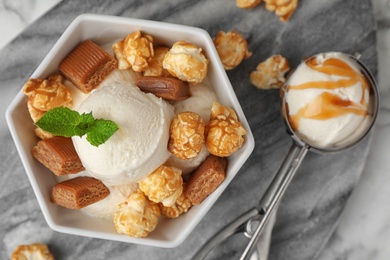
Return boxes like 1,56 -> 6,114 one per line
59,40 -> 117,93
136,76 -> 190,100
184,155 -> 227,205
51,176 -> 110,209
32,136 -> 84,176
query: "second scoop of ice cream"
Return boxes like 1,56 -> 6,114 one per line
72,81 -> 174,185
284,52 -> 373,148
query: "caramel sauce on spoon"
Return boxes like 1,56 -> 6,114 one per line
287,56 -> 369,131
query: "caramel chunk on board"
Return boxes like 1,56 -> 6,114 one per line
32,136 -> 84,176
59,40 -> 117,93
51,176 -> 110,209
184,155 -> 227,205
135,76 -> 190,100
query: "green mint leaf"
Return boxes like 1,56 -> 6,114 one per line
35,107 -> 118,146
36,107 -> 87,137
86,119 -> 119,147
75,112 -> 95,136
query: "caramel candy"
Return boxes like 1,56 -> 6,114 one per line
32,136 -> 85,176
135,76 -> 190,100
59,40 -> 117,93
51,176 -> 110,209
184,155 -> 227,205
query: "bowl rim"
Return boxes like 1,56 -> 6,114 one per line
5,13 -> 255,248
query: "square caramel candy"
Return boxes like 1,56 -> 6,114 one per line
32,136 -> 85,176
59,40 -> 117,93
51,176 -> 110,209
184,155 -> 227,205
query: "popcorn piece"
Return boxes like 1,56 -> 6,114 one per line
113,191 -> 160,237
159,187 -> 192,218
163,41 -> 209,83
23,75 -> 72,122
143,46 -> 171,77
139,165 -> 183,207
112,31 -> 154,72
250,54 -> 290,89
213,30 -> 252,70
205,102 -> 247,157
168,112 -> 205,160
11,243 -> 54,260
236,0 -> 262,9
34,128 -> 54,139
265,0 -> 298,21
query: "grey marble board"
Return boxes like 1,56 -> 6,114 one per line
0,0 -> 376,259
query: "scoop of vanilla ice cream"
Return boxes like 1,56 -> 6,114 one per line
172,81 -> 217,123
81,183 -> 138,220
285,52 -> 372,148
72,81 -> 174,185
99,68 -> 140,87
166,146 -> 210,175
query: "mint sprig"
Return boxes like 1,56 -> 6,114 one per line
36,107 -> 118,147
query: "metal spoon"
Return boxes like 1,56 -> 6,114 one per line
192,52 -> 379,260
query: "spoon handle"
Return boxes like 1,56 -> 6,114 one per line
191,207 -> 260,260
240,142 -> 308,260
192,142 -> 308,260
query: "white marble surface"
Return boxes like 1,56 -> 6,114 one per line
319,0 -> 390,259
0,0 -> 389,259
0,0 -> 62,50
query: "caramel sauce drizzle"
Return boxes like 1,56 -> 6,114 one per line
287,57 -> 369,131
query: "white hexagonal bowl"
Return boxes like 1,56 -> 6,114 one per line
5,14 -> 255,248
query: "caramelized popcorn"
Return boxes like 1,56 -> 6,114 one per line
168,112 -> 205,160
250,54 -> 290,89
265,0 -> 298,21
23,75 -> 72,122
143,46 -> 171,77
112,31 -> 154,72
163,40 -> 209,83
11,243 -> 54,260
206,102 -> 247,157
139,165 -> 183,207
34,127 -> 54,139
236,0 -> 262,9
213,30 -> 252,70
159,188 -> 192,218
113,191 -> 160,238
